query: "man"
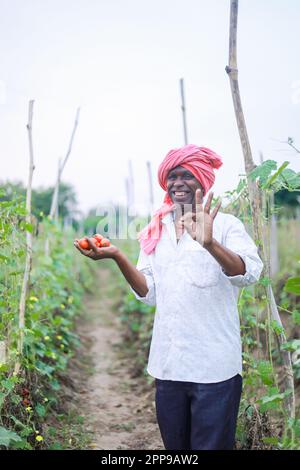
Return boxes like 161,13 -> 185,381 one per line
74,144 -> 263,450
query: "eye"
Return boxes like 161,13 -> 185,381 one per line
184,174 -> 194,179
168,174 -> 176,180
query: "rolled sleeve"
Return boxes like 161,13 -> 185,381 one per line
130,249 -> 156,306
222,215 -> 264,288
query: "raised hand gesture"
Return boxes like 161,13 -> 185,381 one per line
179,189 -> 222,248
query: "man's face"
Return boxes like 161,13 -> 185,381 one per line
166,166 -> 203,207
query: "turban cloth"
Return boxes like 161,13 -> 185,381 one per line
137,144 -> 223,255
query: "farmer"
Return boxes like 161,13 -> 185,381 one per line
74,144 -> 263,450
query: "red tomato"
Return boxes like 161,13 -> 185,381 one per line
79,239 -> 89,250
93,233 -> 104,242
100,238 -> 110,247
92,238 -> 101,247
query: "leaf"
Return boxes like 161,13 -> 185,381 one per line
0,426 -> 22,447
25,223 -> 33,233
259,277 -> 272,287
292,310 -> 300,326
264,161 -> 290,189
281,339 -> 300,352
284,277 -> 300,295
249,160 -> 277,185
35,403 -> 46,417
9,270 -> 24,276
279,169 -> 300,190
262,437 -> 279,446
257,361 -> 274,385
260,394 -> 284,404
236,178 -> 247,194
0,253 -> 10,263
258,392 -> 285,412
11,439 -> 32,450
271,320 -> 285,336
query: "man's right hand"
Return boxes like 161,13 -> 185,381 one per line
74,237 -> 119,261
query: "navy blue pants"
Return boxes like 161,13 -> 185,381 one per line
155,374 -> 242,450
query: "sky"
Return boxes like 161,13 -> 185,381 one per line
0,0 -> 299,216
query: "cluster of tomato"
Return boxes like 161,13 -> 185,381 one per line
78,233 -> 110,250
21,387 -> 31,407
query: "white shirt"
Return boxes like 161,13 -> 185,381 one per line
130,211 -> 263,383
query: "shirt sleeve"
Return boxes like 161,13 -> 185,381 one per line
130,248 -> 156,306
221,214 -> 264,288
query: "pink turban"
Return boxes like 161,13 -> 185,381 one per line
138,144 -> 223,255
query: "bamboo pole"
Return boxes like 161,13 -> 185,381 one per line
179,78 -> 188,145
49,107 -> 80,220
50,158 -> 62,221
45,107 -> 80,256
14,100 -> 35,376
225,0 -> 295,418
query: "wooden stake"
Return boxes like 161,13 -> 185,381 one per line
49,107 -> 80,220
226,0 -> 295,418
14,100 -> 35,376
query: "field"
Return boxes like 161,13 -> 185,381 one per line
1,185 -> 300,450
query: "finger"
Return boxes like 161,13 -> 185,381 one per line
211,198 -> 222,219
195,190 -> 203,214
195,188 -> 202,206
204,192 -> 214,213
180,212 -> 195,225
86,237 -> 99,254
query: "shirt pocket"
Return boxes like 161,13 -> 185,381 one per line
183,245 -> 221,288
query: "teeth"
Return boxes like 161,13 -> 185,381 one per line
175,192 -> 187,196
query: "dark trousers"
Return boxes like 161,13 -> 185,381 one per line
155,373 -> 242,450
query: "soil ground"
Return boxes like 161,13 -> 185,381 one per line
62,265 -> 164,450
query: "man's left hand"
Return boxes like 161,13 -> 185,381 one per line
179,189 -> 222,248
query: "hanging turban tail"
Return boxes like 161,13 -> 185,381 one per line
137,144 -> 223,255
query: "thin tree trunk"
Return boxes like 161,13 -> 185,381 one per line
226,0 -> 295,418
14,100 -> 35,376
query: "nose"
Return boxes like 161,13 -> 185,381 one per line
173,176 -> 187,187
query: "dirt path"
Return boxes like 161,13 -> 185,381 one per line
67,265 -> 164,450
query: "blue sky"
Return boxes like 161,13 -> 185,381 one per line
0,0 -> 299,214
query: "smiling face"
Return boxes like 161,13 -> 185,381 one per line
166,166 -> 203,208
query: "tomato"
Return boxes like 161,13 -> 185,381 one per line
79,239 -> 89,250
100,237 -> 110,247
77,233 -> 108,249
93,238 -> 101,247
93,233 -> 104,242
